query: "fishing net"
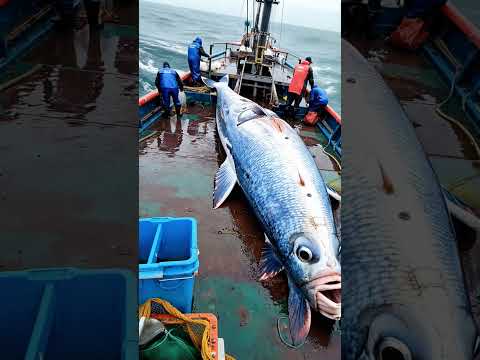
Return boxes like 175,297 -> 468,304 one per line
141,326 -> 200,360
184,85 -> 210,93
139,298 -> 235,360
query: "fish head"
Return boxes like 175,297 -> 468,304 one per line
357,306 -> 479,360
286,232 -> 341,320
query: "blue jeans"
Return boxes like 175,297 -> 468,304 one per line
161,88 -> 181,109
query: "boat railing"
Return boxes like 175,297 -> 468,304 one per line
207,36 -> 302,75
208,42 -> 240,75
273,49 -> 301,69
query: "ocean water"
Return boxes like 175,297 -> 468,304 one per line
139,0 -> 341,113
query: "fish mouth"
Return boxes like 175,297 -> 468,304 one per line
305,272 -> 341,320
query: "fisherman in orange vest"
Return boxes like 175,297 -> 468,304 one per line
286,57 -> 314,118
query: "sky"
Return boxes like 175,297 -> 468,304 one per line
151,0 -> 341,32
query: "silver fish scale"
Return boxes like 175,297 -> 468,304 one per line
342,40 -> 475,359
216,84 -> 338,269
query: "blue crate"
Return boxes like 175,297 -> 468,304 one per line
0,268 -> 137,360
139,217 -> 199,313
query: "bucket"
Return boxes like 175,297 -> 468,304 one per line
0,268 -> 137,360
139,217 -> 199,313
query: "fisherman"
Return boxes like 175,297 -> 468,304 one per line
390,0 -> 447,49
155,62 -> 184,120
53,0 -> 103,29
286,57 -> 314,118
308,83 -> 328,113
305,82 -> 329,124
404,0 -> 447,18
187,37 -> 211,85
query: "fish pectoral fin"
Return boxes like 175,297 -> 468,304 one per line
443,188 -> 480,250
237,106 -> 268,126
213,159 -> 237,209
259,237 -> 284,281
326,185 -> 341,202
287,279 -> 312,346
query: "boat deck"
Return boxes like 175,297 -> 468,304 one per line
347,36 -> 480,211
139,103 -> 340,359
0,4 -> 139,270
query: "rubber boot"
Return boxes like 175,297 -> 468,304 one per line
175,105 -> 182,120
161,107 -> 170,118
85,0 -> 103,30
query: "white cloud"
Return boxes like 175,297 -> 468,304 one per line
147,0 -> 340,32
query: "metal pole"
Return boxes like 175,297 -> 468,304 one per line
208,44 -> 213,77
254,1 -> 262,31
259,0 -> 274,47
246,0 -> 249,35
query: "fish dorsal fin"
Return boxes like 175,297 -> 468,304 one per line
237,105 -> 268,126
288,278 -> 311,346
259,235 -> 284,281
213,158 -> 237,209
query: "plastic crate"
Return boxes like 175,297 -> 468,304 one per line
0,268 -> 137,360
139,217 -> 199,313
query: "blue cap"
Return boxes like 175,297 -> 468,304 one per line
194,36 -> 202,46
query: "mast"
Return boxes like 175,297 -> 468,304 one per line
259,0 -> 274,48
254,1 -> 262,31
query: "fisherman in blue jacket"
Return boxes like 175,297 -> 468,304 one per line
188,37 -> 211,84
155,62 -> 184,120
404,0 -> 447,18
308,82 -> 329,114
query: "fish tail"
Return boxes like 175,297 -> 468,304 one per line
202,74 -> 229,89
202,76 -> 216,88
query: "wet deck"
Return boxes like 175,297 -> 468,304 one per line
139,104 -> 340,359
346,35 -> 480,330
348,38 -> 480,211
0,4 -> 139,270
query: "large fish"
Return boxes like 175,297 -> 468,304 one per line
203,75 -> 341,344
341,39 -> 479,359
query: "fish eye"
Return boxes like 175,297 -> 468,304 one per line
376,337 -> 412,360
296,246 -> 313,262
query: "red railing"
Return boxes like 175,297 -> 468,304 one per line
442,3 -> 480,49
326,105 -> 342,125
138,72 -> 191,107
